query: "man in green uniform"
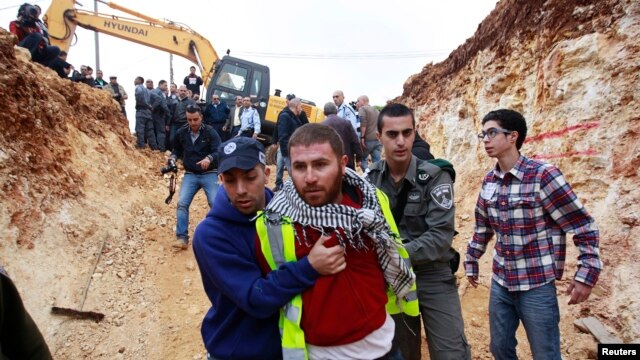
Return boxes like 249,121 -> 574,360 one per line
366,103 -> 470,360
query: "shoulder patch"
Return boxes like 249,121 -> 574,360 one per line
417,170 -> 430,184
430,184 -> 453,209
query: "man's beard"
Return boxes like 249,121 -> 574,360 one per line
298,166 -> 344,207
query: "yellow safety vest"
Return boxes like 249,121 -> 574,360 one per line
256,189 -> 418,360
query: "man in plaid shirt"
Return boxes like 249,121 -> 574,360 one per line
465,109 -> 602,360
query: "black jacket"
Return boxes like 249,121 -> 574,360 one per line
171,124 -> 221,174
322,115 -> 362,169
413,132 -> 434,160
277,107 -> 301,157
172,96 -> 197,127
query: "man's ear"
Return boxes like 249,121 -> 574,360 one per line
340,154 -> 348,169
509,130 -> 519,144
376,131 -> 381,142
264,166 -> 271,184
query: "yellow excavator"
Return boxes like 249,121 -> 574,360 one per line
44,0 -> 323,160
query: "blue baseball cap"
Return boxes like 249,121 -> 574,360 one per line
218,137 -> 266,173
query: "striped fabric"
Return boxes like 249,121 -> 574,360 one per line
465,155 -> 602,291
264,167 -> 415,300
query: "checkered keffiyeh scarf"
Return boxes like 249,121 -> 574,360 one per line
263,167 -> 415,299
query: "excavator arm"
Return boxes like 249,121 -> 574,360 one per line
44,0 -> 219,86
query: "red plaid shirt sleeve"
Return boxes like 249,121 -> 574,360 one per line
539,167 -> 601,286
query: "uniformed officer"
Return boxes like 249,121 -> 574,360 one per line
0,266 -> 52,359
366,103 -> 470,360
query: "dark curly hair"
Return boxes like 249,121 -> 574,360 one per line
481,109 -> 528,150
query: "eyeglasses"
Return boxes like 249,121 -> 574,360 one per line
186,104 -> 200,112
477,127 -> 512,140
212,97 -> 219,100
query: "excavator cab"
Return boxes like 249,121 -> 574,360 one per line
207,56 -> 270,112
206,55 -> 276,143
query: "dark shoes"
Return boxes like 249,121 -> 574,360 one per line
173,236 -> 189,250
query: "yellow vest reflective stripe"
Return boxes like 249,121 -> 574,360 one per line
375,189 -> 419,317
256,212 -> 307,360
256,189 -> 419,359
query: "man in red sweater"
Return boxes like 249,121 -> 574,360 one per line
256,123 -> 415,359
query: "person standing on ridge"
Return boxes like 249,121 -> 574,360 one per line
183,65 -> 203,96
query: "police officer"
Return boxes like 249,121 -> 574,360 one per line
0,266 -> 52,359
366,103 -> 470,360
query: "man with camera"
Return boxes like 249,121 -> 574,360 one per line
9,3 -> 60,69
165,105 -> 221,250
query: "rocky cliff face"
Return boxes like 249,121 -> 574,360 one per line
401,0 -> 640,357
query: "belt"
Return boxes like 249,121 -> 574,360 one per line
413,261 -> 450,272
185,169 -> 218,175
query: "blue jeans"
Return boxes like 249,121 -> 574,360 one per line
361,140 -> 382,171
275,149 -> 291,188
19,33 -> 60,66
489,280 -> 561,360
176,172 -> 218,239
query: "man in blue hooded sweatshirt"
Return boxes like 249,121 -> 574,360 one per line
192,137 -> 347,360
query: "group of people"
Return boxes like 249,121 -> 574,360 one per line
271,90 -> 385,192
164,102 -> 601,360
203,94 -> 262,142
132,66 -> 248,152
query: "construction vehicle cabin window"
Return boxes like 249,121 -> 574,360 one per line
216,63 -> 247,92
250,71 -> 262,98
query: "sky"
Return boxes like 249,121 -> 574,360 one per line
1,0 -> 499,131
